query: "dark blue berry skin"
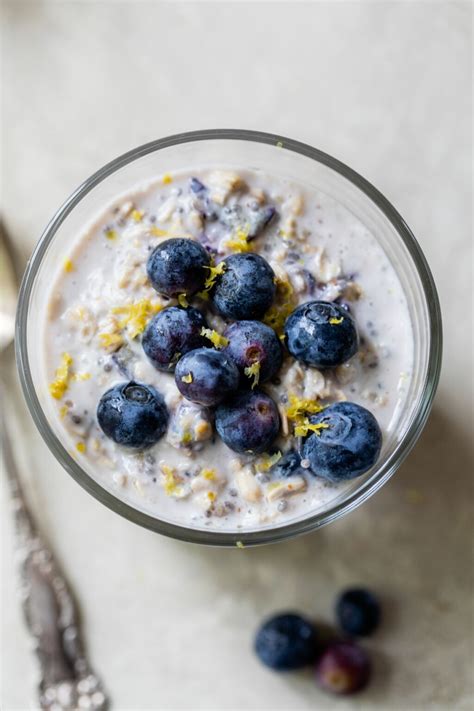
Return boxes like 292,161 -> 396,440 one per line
302,402 -> 382,482
97,382 -> 168,449
146,238 -> 211,297
315,641 -> 371,695
142,306 -> 208,372
223,320 -> 283,386
175,348 -> 239,407
211,253 -> 276,320
336,589 -> 381,637
270,449 -> 303,478
215,389 -> 280,454
284,301 -> 358,368
255,613 -> 318,671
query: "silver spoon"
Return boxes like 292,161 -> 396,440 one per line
1,222 -> 109,710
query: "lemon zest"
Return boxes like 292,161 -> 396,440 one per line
150,226 -> 168,237
162,173 -> 173,184
225,226 -> 251,253
104,228 -> 117,240
329,317 -> 344,325
98,332 -> 124,351
244,360 -> 261,389
202,468 -> 216,481
178,293 -> 189,308
76,441 -> 86,454
59,405 -> 69,418
286,394 -> 325,422
49,353 -> 73,400
263,276 -> 296,335
207,491 -> 216,502
200,327 -> 229,349
112,299 -> 163,338
203,261 -> 226,291
161,465 -> 184,497
131,209 -> 144,222
181,373 -> 193,384
294,420 -> 329,437
236,540 -> 245,549
72,372 -> 91,382
182,431 -> 193,445
257,451 -> 282,472
64,259 -> 74,273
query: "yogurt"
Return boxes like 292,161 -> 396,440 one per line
43,168 -> 413,531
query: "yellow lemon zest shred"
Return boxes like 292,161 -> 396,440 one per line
178,293 -> 189,308
72,372 -> 91,382
104,228 -> 117,240
161,465 -> 184,497
236,540 -> 245,549
203,261 -> 226,291
257,451 -> 282,472
49,353 -> 73,400
244,360 -> 261,389
150,226 -> 168,237
329,317 -> 344,325
162,173 -> 173,184
200,327 -> 229,349
112,299 -> 163,338
76,441 -> 86,454
202,468 -> 216,481
225,226 -> 251,253
131,209 -> 144,222
207,491 -> 217,502
64,259 -> 74,273
294,420 -> 329,437
98,332 -> 124,351
181,373 -> 193,384
59,405 -> 69,418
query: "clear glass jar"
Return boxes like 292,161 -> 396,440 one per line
15,130 -> 442,546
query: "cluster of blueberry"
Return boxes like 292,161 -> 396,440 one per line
97,237 -> 382,481
255,588 -> 381,695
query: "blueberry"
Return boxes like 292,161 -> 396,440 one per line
223,320 -> 282,386
302,402 -> 382,481
284,301 -> 358,368
211,253 -> 276,320
336,589 -> 381,637
314,641 -> 371,695
142,306 -> 208,372
254,613 -> 318,671
147,238 -> 210,297
175,347 -> 239,407
190,177 -> 206,194
270,449 -> 303,478
215,389 -> 280,454
97,381 -> 168,449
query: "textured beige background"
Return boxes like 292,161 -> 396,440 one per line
1,1 -> 473,710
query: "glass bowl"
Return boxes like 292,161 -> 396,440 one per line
16,130 -> 442,546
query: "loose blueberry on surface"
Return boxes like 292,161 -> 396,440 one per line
223,320 -> 283,386
336,589 -> 381,637
302,402 -> 382,482
146,237 -> 211,297
314,641 -> 371,695
270,449 -> 304,478
142,306 -> 208,372
284,301 -> 358,368
175,347 -> 240,407
211,253 -> 276,320
254,613 -> 318,671
215,389 -> 280,454
97,381 -> 168,449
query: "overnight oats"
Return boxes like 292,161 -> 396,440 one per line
41,167 -> 414,532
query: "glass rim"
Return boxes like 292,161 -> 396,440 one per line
15,129 -> 443,547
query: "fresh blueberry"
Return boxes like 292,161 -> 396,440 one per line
254,613 -> 318,671
302,402 -> 382,481
211,253 -> 276,320
223,320 -> 283,386
215,389 -> 280,454
270,449 -> 303,478
284,301 -> 358,368
142,306 -> 208,372
175,347 -> 239,407
147,238 -> 211,297
315,641 -> 371,695
336,589 -> 381,637
97,381 -> 168,449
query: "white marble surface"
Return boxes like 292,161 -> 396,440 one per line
1,2 -> 472,709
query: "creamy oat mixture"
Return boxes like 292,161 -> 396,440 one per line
44,168 -> 413,531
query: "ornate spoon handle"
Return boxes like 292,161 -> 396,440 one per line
2,406 -> 109,710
